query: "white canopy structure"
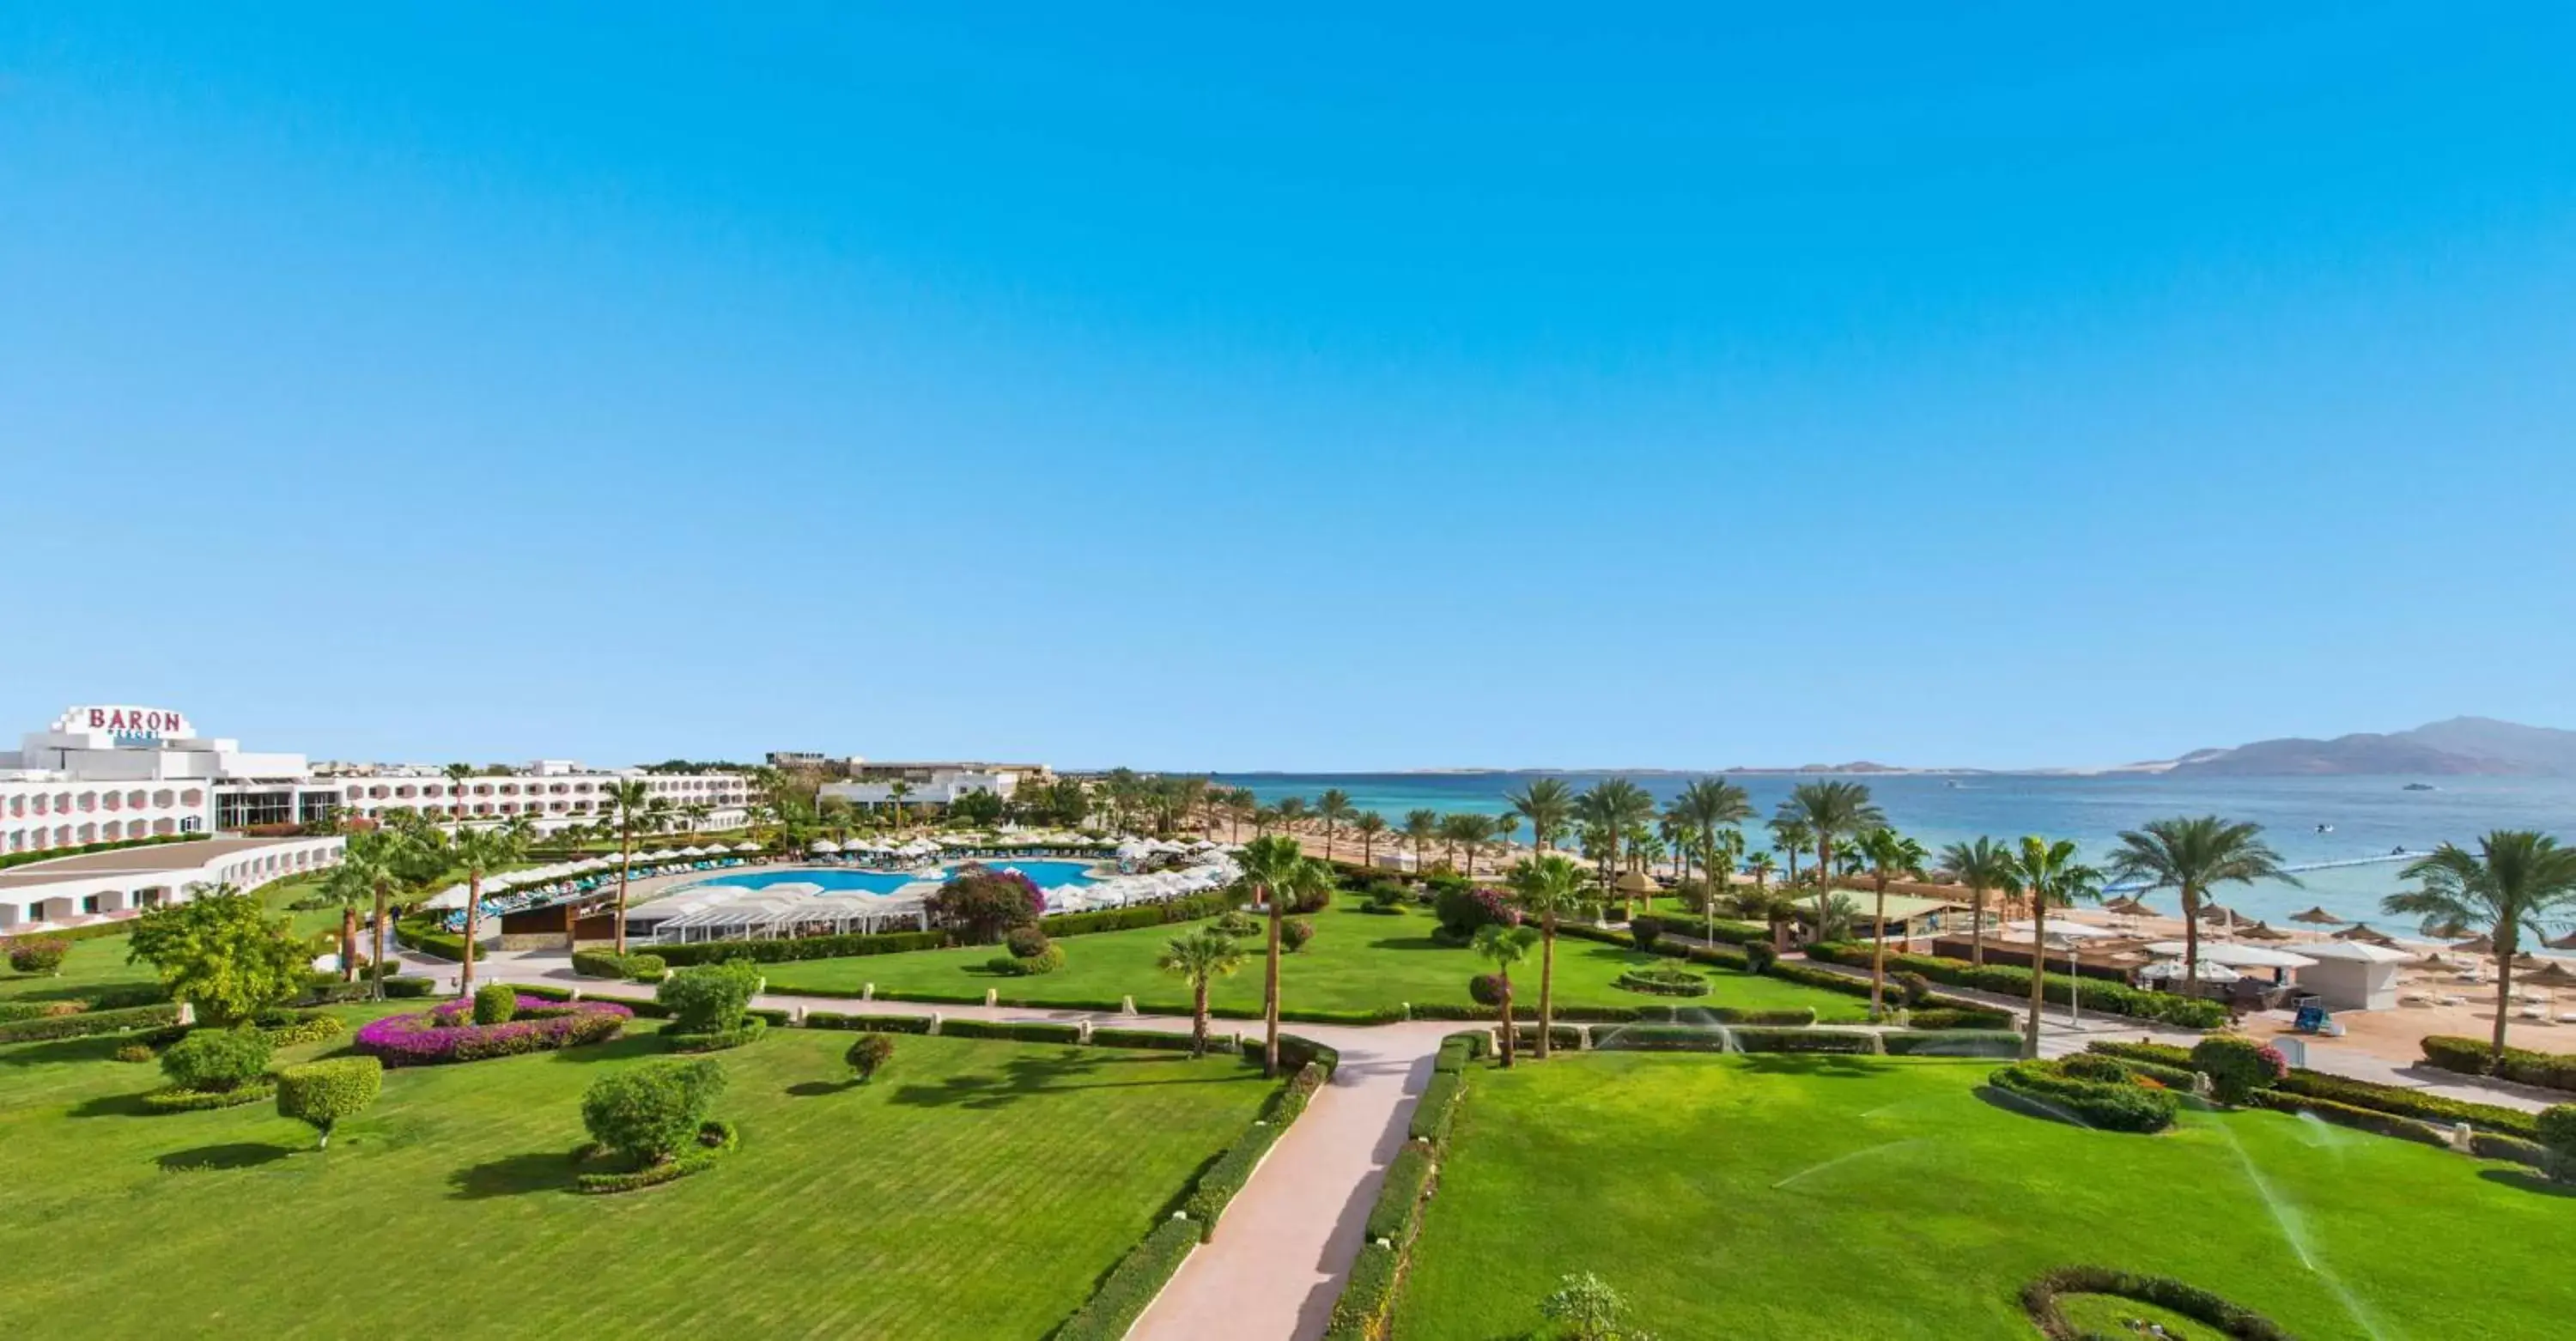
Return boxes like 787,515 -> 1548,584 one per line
2293,940 -> 2409,1010
2139,959 -> 2244,984
2142,942 -> 2318,970
809,839 -> 841,854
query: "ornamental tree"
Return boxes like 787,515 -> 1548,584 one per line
276,1057 -> 382,1150
845,1033 -> 895,1083
929,867 -> 1044,943
2190,1034 -> 2289,1106
2537,1104 -> 2576,1184
657,960 -> 761,1035
159,1028 -> 274,1093
582,1058 -> 726,1165
125,889 -> 306,1026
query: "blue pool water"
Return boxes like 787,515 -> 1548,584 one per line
677,860 -> 1102,897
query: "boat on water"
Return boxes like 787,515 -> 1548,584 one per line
2402,782 -> 2436,792
2315,823 -> 2334,834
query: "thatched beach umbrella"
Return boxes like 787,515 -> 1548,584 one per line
2100,895 -> 2159,918
2449,933 -> 2497,956
2238,922 -> 2293,942
2520,961 -> 2576,988
1613,870 -> 1663,897
2547,931 -> 2576,951
2287,906 -> 2344,925
2334,922 -> 2397,945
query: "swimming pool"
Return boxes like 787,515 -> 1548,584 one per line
674,860 -> 1103,897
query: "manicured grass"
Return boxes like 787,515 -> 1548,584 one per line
1392,1053 -> 2567,1340
757,904 -> 1869,1020
0,936 -> 159,1003
0,1009 -> 1269,1338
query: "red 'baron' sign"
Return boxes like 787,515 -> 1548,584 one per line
53,706 -> 193,742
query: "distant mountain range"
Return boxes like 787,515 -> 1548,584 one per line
2109,717 -> 2576,778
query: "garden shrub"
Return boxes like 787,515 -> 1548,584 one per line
574,1120 -> 738,1193
1510,1023 -> 1585,1053
1431,883 -> 1513,940
140,1079 -> 277,1113
2247,1089 -> 2452,1150
1214,909 -> 1260,937
1540,1271 -> 1650,1341
1280,917 -> 1315,953
2021,1265 -> 2293,1341
1366,1139 -> 1437,1245
1053,1217 -> 1199,1341
1628,914 -> 1664,951
1432,1034 -> 1479,1073
1806,941 -> 2229,1029
256,1010 -> 346,1047
1907,1005 -> 2013,1030
276,1056 -> 381,1149
1893,970 -> 1933,1008
2421,1035 -> 2576,1093
1327,1242 -> 1400,1338
937,1018 -> 1084,1044
515,983 -> 579,1003
1411,1071 -> 1466,1145
658,959 -> 762,1035
1612,964 -> 1710,998
1879,1030 -> 2020,1058
160,1028 -> 273,1094
1092,1026 -> 1225,1053
570,949 -> 630,979
2539,1104 -> 2576,1181
805,1011 -> 933,1035
623,953 -> 667,980
0,1002 -> 184,1045
355,998 -> 632,1065
8,937 -> 69,975
2093,1040 -> 2540,1138
1276,1033 -> 1340,1076
1988,1061 -> 2178,1133
665,1016 -> 768,1053
113,1043 -> 156,1064
2190,1035 -> 2288,1105
1361,882 -> 1408,914
2060,1053 -> 2131,1083
471,982 -> 519,1026
383,975 -> 436,998
1003,925 -> 1052,959
581,1056 -> 727,1166
1184,1121 -> 1285,1241
1743,941 -> 1778,973
927,865 -> 1045,943
845,1032 -> 896,1082
1467,973 -> 1507,1007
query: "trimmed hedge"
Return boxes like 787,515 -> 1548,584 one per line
256,1010 -> 347,1047
2421,1035 -> 2576,1093
572,949 -> 665,980
1880,1029 -> 2020,1058
2090,1039 -> 2544,1140
803,1011 -> 933,1035
0,1002 -> 185,1046
1327,1242 -> 1400,1340
396,918 -> 465,962
1182,1062 -> 1327,1241
574,1119 -> 739,1194
141,1078 -> 278,1113
1589,1024 -> 1879,1055
665,1017 -> 769,1053
1366,1139 -> 1438,1244
1051,1216 -> 1200,1341
383,975 -> 437,998
1907,1006 -> 2014,1030
2248,1089 -> 2454,1152
1092,1026 -> 1226,1053
2023,1265 -> 2292,1341
1988,1061 -> 2178,1133
939,1018 -> 1084,1045
1411,1071 -> 1467,1144
1807,942 -> 2230,1029
276,1056 -> 381,1147
1509,1023 -> 1586,1053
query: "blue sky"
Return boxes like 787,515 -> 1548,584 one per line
5,4 -> 2572,771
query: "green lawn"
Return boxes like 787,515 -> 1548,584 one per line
0,936 -> 160,1003
0,1009 -> 1270,1338
758,904 -> 1869,1021
1393,1053 -> 2567,1340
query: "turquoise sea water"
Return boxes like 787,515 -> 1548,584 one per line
677,859 -> 1101,896
1213,772 -> 2576,930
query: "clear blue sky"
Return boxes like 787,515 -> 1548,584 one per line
6,4 -> 2572,771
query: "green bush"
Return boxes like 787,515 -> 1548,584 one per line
1280,917 -> 1315,953
570,949 -> 642,979
1366,1139 -> 1437,1244
8,937 -> 70,974
141,1079 -> 276,1113
0,1002 -> 185,1046
1184,1120 -> 1287,1241
574,1120 -> 738,1193
1879,1030 -> 2020,1058
1214,909 -> 1260,937
159,1028 -> 274,1094
581,1057 -> 727,1164
1629,914 -> 1664,951
276,1057 -> 382,1149
2421,1034 -> 2576,1093
1003,925 -> 1053,959
2538,1105 -> 2576,1180
2190,1035 -> 2287,1105
985,944 -> 1065,975
665,1017 -> 768,1053
1893,970 -> 1933,1008
1327,1241 -> 1400,1339
471,982 -> 519,1025
804,1011 -> 933,1035
2061,1053 -> 2131,1083
938,1018 -> 1081,1044
623,953 -> 667,980
845,1032 -> 895,1082
658,959 -> 761,1035
1988,1061 -> 2178,1133
113,1043 -> 156,1064
1612,964 -> 1710,998
1806,941 -> 2229,1029
1907,1005 -> 2013,1030
1411,1071 -> 1466,1145
383,975 -> 436,998
1052,1216 -> 1199,1341
1743,941 -> 1778,974
256,1010 -> 346,1047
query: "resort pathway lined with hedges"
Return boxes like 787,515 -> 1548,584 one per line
455,949 -> 1456,1341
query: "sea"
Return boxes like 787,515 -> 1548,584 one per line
1210,772 -> 2576,933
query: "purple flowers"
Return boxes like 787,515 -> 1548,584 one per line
357,998 -> 632,1067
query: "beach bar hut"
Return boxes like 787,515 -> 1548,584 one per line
2293,940 -> 2409,1011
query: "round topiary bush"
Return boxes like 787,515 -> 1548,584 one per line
160,1028 -> 274,1094
1280,917 -> 1316,953
2537,1103 -> 2576,1183
276,1056 -> 382,1149
1629,915 -> 1665,951
659,960 -> 761,1035
472,981 -> 519,1026
582,1057 -> 727,1168
1005,925 -> 1053,959
986,944 -> 1065,975
846,1032 -> 895,1083
1468,973 -> 1508,1007
623,953 -> 667,981
2190,1034 -> 2287,1106
8,937 -> 70,975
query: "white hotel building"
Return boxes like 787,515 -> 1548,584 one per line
0,704 -> 751,930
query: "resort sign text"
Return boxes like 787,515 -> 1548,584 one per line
54,705 -> 193,747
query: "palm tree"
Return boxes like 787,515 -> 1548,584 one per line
1226,788 -> 1259,841
1403,810 -> 1442,873
1474,922 -> 1540,1068
1703,828 -> 1747,941
1769,817 -> 1814,885
682,802 -> 713,841
605,779 -> 653,955
318,853 -> 374,982
886,780 -> 914,828
327,832 -> 404,997
1938,836 -> 2018,966
1157,925 -> 1247,1058
1669,777 -> 1753,895
1316,789 -> 1354,863
1240,834 -> 1331,1077
1745,849 -> 1778,898
1353,811 -> 1388,868
1274,795 -> 1309,836
1775,781 -> 1883,931
450,822 -> 525,997
1507,778 -> 1575,853
2000,835 -> 2102,1059
1492,811 -> 1521,860
2105,816 -> 2299,994
1441,812 -> 1493,876
2385,831 -> 2576,1065
1572,780 -> 1656,910
1850,827 -> 1929,1014
1507,854 -> 1588,1059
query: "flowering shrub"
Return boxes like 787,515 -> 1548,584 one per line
2190,1035 -> 2289,1106
8,937 -> 70,975
1432,885 -> 1518,940
930,865 -> 1046,942
355,996 -> 631,1066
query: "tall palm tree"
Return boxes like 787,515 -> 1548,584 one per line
318,852 -> 375,983
1316,789 -> 1354,863
329,831 -> 404,997
1441,812 -> 1493,876
1769,817 -> 1813,885
1775,781 -> 1883,930
1473,923 -> 1540,1068
1352,811 -> 1388,868
450,822 -> 525,997
1239,834 -> 1331,1077
1573,780 -> 1656,910
1403,810 -> 1442,873
1274,796 -> 1309,836
682,802 -> 712,841
1506,778 -> 1575,853
1850,827 -> 1928,1014
2385,831 -> 2576,1065
1938,836 -> 2018,966
1507,854 -> 1588,1059
2000,835 -> 2102,1059
1670,777 -> 1753,897
1226,788 -> 1259,841
1745,848 -> 1778,898
2105,816 -> 2299,994
605,779 -> 654,955
1157,925 -> 1247,1058
1492,811 -> 1521,860
441,762 -> 477,822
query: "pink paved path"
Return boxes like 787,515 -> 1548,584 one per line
460,950 -> 1459,1341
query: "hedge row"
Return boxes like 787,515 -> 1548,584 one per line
1880,1030 -> 2020,1058
1327,1243 -> 1400,1341
1807,942 -> 2229,1029
1508,1024 -> 1587,1053
2022,1265 -> 2292,1341
141,1079 -> 278,1113
396,919 -> 466,962
0,1002 -> 185,1046
2421,1035 -> 2576,1094
939,1019 -> 1084,1045
1364,1141 -> 1437,1245
803,1011 -> 933,1035
1989,1060 -> 2178,1133
2089,1040 -> 2543,1140
1410,1071 -> 1466,1144
1589,1024 -> 1884,1055
1329,1031 -> 1487,1339
1051,1217 -> 1200,1341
